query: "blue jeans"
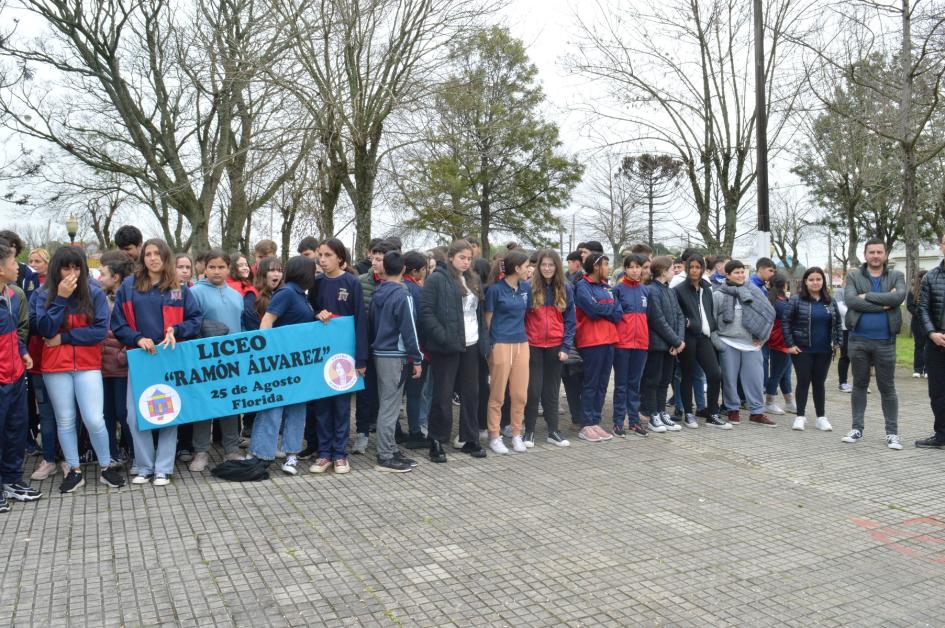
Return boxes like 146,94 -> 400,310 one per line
103,376 -> 130,458
404,362 -> 427,435
125,379 -> 177,475
44,370 -> 113,469
30,373 -> 58,462
765,350 -> 793,396
419,364 -> 433,431
613,348 -> 647,427
251,402 -> 306,460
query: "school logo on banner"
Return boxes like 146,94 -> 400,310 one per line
325,353 -> 357,391
138,385 -> 182,426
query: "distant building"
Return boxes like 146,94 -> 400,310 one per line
888,243 -> 942,273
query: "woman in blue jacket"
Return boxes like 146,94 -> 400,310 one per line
782,267 -> 842,432
111,239 -> 202,486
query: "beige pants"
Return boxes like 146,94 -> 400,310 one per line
487,342 -> 530,438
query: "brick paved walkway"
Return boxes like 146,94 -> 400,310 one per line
2,368 -> 944,627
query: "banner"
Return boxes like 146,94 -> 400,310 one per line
128,317 -> 364,431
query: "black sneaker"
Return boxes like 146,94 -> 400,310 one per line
460,442 -> 487,458
706,414 -> 733,430
628,423 -> 648,437
451,393 -> 461,406
393,451 -> 419,467
915,434 -> 945,449
2,482 -> 43,502
546,431 -> 571,447
297,444 -> 319,460
0,495 -> 9,513
177,448 -> 194,463
375,458 -> 413,473
100,466 -> 126,488
612,425 -> 628,438
405,432 -> 427,450
59,469 -> 85,494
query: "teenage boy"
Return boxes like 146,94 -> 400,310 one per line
114,225 -> 143,260
916,234 -> 945,449
842,238 -> 906,450
402,251 -> 429,449
297,236 -> 319,259
565,252 -> 584,286
0,230 -> 40,302
708,255 -> 729,289
0,238 -> 42,510
352,240 -> 391,454
253,239 -> 277,267
98,251 -> 135,463
189,250 -> 247,470
369,251 -> 423,472
713,260 -> 777,427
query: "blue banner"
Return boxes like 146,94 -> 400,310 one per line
127,317 -> 364,431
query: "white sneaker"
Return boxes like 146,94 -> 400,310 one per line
766,402 -> 785,415
352,433 -> 369,454
523,432 -> 535,448
647,416 -> 667,433
792,416 -> 806,431
841,429 -> 862,443
452,435 -> 465,449
659,412 -> 682,432
886,434 -> 903,450
489,437 -> 509,455
815,417 -> 833,431
153,473 -> 170,487
511,436 -> 527,453
839,383 -> 852,393
913,372 -> 921,378
131,474 -> 151,485
923,372 -> 928,379
281,455 -> 299,475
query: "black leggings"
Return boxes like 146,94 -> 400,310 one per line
792,351 -> 832,417
641,350 -> 674,416
680,334 -> 721,415
524,346 -> 563,433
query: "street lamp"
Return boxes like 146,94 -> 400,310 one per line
66,215 -> 78,245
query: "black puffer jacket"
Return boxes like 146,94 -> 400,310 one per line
419,266 -> 488,357
646,279 -> 685,351
918,261 -> 945,335
781,295 -> 842,349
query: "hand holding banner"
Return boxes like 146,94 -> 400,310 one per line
128,316 -> 364,430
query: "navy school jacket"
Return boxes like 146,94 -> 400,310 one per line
110,276 -> 203,348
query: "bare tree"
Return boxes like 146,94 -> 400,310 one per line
275,0 -> 498,255
795,0 -> 945,286
770,189 -> 812,280
568,0 -> 808,255
583,154 -> 645,261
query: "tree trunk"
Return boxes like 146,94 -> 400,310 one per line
351,142 -> 377,256
900,0 -> 918,288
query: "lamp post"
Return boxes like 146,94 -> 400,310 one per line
66,215 -> 78,245
753,0 -> 770,265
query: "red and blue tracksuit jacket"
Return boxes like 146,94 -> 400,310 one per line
574,277 -> 622,348
525,282 -> 577,353
614,278 -> 649,350
110,276 -> 203,348
31,285 -> 110,372
0,284 -> 28,384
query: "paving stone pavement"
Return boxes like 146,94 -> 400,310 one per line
2,368 -> 945,627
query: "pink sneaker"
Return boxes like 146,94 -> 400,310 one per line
578,426 -> 602,442
593,425 -> 613,441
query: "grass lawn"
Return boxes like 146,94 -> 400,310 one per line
896,333 -> 916,369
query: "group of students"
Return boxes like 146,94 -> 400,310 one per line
1,224 -> 940,511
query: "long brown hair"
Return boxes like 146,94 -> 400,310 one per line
531,249 -> 567,312
254,256 -> 284,316
134,238 -> 179,293
488,249 -> 529,285
45,246 -> 94,319
446,239 -> 481,298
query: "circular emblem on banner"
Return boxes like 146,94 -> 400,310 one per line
138,385 -> 182,426
325,353 -> 358,391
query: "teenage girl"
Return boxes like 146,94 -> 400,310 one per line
308,238 -> 368,474
612,254 -> 649,437
574,253 -> 622,442
175,253 -> 194,287
111,238 -> 203,486
254,255 -> 285,319
523,250 -> 574,447
227,252 -> 260,331
640,255 -> 685,433
250,256 -> 317,475
34,246 -> 125,493
484,249 -> 532,455
419,240 -> 487,462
